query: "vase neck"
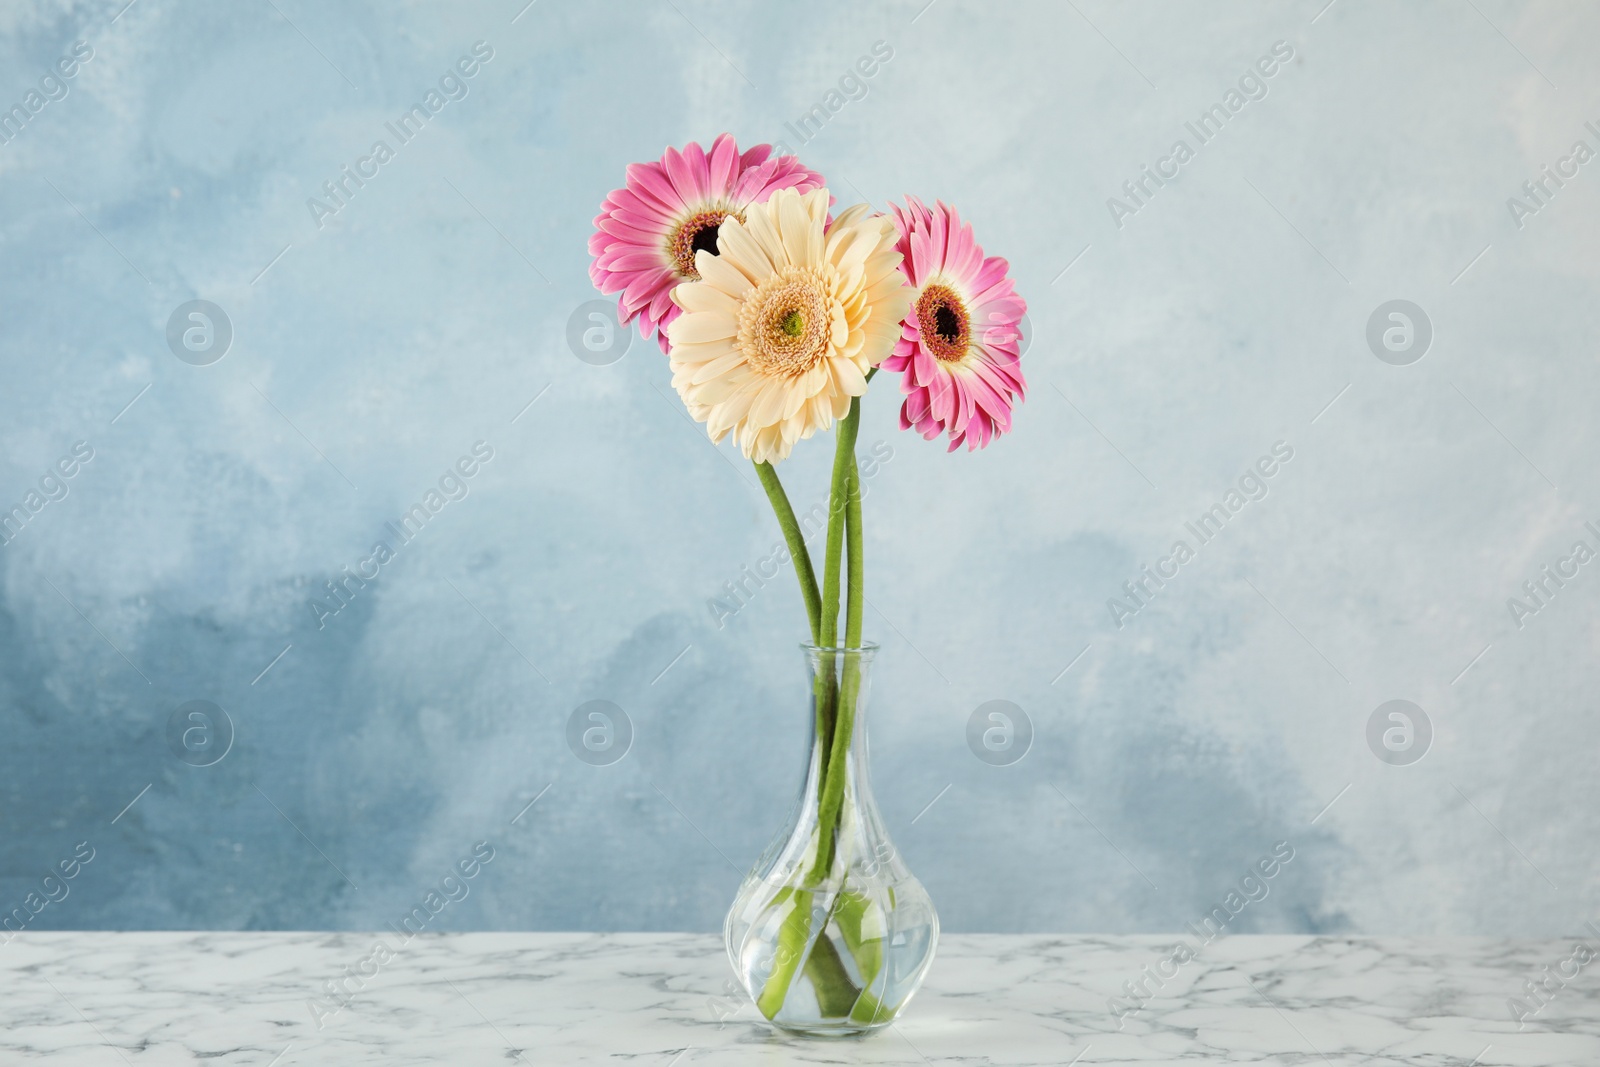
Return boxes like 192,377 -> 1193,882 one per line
802,644 -> 877,761
797,645 -> 881,883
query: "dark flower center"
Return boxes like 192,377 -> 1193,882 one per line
690,225 -> 721,258
669,208 -> 742,280
916,284 -> 970,362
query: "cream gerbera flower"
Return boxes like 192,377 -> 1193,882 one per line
666,187 -> 911,464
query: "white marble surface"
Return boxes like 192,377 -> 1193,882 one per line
2,933 -> 1597,1064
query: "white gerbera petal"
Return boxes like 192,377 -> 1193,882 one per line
695,251 -> 755,299
666,187 -> 910,462
671,311 -> 737,345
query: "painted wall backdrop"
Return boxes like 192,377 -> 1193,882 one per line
1,0 -> 1596,939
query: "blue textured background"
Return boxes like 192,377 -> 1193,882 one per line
2,0 -> 1596,937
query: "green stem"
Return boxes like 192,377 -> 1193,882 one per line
845,453 -> 864,650
803,934 -> 863,1017
836,890 -> 888,1022
838,368 -> 874,820
755,459 -> 833,794
805,399 -> 864,884
755,393 -> 878,1023
754,461 -> 823,646
811,400 -> 863,843
836,367 -> 871,649
845,367 -> 875,650
819,398 -> 862,647
756,886 -> 810,1019
827,446 -> 867,868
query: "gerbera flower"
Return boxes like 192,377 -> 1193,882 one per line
666,187 -> 910,464
588,135 -> 826,354
881,197 -> 1027,451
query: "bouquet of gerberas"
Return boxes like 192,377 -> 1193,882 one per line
590,135 -> 1026,1036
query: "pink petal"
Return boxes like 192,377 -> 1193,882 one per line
707,133 -> 738,195
625,162 -> 684,213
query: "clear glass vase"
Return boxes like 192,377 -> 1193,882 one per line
724,643 -> 939,1036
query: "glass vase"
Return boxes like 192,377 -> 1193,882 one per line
724,643 -> 939,1036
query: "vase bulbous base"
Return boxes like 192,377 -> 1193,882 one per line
726,878 -> 938,1035
724,644 -> 939,1035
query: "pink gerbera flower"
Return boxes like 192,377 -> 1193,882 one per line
881,197 -> 1027,451
588,135 -> 826,354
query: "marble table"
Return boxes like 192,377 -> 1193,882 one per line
3,933 -> 1597,1064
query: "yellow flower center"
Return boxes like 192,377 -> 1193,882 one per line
668,207 -> 742,280
917,283 -> 970,362
739,267 -> 833,378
